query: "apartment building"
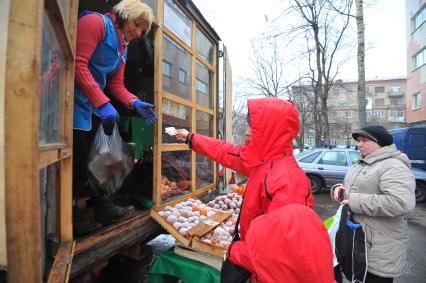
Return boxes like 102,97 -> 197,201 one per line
293,77 -> 407,147
406,0 -> 426,126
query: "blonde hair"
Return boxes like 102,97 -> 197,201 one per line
113,0 -> 154,36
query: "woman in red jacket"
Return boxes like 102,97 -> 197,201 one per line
175,98 -> 333,282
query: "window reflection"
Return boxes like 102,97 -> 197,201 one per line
161,151 -> 191,202
164,0 -> 192,46
196,154 -> 213,189
196,61 -> 213,108
40,15 -> 65,145
196,28 -> 213,64
40,163 -> 59,278
162,99 -> 191,143
162,35 -> 192,100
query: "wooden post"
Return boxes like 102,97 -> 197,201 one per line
5,0 -> 44,281
0,0 -> 11,268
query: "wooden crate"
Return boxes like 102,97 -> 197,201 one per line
174,244 -> 222,270
190,237 -> 227,259
150,209 -> 191,246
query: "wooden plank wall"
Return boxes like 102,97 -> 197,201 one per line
0,0 -> 10,268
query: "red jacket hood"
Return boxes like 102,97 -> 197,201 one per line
241,98 -> 299,166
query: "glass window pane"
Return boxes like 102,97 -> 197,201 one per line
299,151 -> 321,163
349,151 -> 361,164
196,61 -> 213,109
161,151 -> 191,203
164,0 -> 192,47
196,28 -> 213,64
196,154 -> 213,189
143,0 -> 157,17
40,15 -> 65,145
40,163 -> 60,278
162,35 -> 192,100
196,111 -> 213,137
162,99 -> 191,143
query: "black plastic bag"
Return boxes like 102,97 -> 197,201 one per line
335,204 -> 368,283
220,216 -> 250,283
87,123 -> 134,196
221,258 -> 250,283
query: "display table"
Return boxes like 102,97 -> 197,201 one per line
147,250 -> 221,283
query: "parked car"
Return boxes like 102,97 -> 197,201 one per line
295,148 -> 426,202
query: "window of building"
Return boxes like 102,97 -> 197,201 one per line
346,111 -> 352,119
347,88 -> 353,95
390,86 -> 402,93
333,89 -> 340,95
178,68 -> 188,85
412,92 -> 422,110
162,60 -> 172,77
413,47 -> 426,69
373,110 -> 385,118
375,98 -> 385,106
390,98 -> 401,105
367,110 -> 372,118
375,86 -> 385,93
346,100 -> 352,106
196,79 -> 208,95
412,4 -> 426,31
389,110 -> 404,118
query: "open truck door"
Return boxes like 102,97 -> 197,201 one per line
223,45 -> 233,190
2,0 -> 78,281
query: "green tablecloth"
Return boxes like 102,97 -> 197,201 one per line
147,250 -> 221,283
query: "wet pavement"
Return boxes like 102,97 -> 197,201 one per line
313,192 -> 426,283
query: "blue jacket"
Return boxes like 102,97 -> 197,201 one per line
74,12 -> 128,131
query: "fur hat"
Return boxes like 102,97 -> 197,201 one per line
352,125 -> 393,147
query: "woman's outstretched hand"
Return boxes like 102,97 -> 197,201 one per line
175,129 -> 189,142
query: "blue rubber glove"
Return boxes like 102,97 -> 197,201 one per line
133,99 -> 157,125
98,102 -> 119,125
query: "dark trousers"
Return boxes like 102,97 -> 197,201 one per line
72,116 -> 100,199
366,272 -> 393,283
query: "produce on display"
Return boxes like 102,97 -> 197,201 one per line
206,193 -> 242,215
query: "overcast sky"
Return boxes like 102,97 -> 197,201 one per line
192,0 -> 407,82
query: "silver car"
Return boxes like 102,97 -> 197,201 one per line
295,148 -> 426,202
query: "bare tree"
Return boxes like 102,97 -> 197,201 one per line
356,0 -> 367,127
289,0 -> 354,146
243,38 -> 288,98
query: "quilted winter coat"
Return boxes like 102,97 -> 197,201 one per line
342,145 -> 416,278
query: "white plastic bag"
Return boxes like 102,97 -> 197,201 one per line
324,205 -> 343,267
87,123 -> 134,196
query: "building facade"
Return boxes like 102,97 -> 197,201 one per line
406,0 -> 426,126
294,78 -> 407,147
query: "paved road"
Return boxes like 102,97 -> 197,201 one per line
313,192 -> 426,283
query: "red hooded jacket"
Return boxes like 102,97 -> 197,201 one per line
190,98 -> 320,280
230,204 -> 334,283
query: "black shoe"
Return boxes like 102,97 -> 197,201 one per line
74,220 -> 102,236
95,204 -> 134,225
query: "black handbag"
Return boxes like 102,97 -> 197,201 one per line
335,204 -> 368,282
220,211 -> 251,283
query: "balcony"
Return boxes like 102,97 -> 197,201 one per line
388,116 -> 405,123
388,91 -> 405,97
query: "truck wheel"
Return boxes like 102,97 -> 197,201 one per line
415,181 -> 426,203
308,175 -> 322,194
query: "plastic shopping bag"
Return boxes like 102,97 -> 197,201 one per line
87,123 -> 134,196
324,205 -> 343,267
